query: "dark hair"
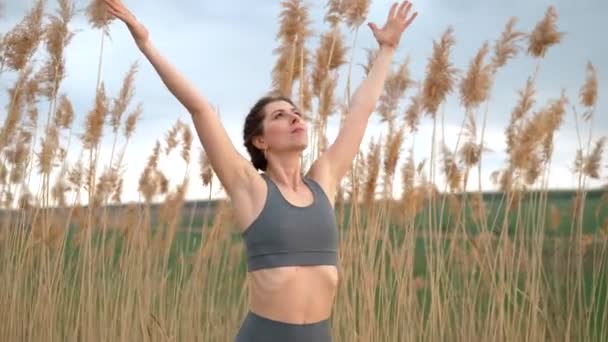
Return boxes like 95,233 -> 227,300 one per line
243,95 -> 295,171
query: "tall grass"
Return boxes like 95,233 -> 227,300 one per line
1,1 -> 607,341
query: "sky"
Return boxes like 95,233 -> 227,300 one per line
1,0 -> 607,204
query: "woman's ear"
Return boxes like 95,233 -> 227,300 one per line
252,135 -> 266,151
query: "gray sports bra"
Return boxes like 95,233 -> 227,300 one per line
241,173 -> 339,271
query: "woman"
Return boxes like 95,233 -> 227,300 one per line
102,0 -> 417,340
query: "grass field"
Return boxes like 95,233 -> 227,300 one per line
1,0 -> 608,341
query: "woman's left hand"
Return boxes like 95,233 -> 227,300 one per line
368,1 -> 418,49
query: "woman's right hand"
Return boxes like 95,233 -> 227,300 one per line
102,0 -> 149,48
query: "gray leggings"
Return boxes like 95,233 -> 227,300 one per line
234,311 -> 332,342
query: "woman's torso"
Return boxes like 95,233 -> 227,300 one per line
233,172 -> 339,324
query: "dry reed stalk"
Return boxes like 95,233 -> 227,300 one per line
158,179 -> 188,260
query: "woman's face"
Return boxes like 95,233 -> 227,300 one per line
257,100 -> 309,155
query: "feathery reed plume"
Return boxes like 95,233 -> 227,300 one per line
37,124 -> 59,175
441,142 -> 462,191
68,159 -> 84,190
6,130 -> 31,185
86,0 -> 113,29
1,0 -> 45,71
18,191 -> 34,210
299,71 -> 313,113
37,0 -> 75,100
583,137 -> 605,179
93,167 -> 119,206
510,92 -> 567,184
0,66 -> 33,150
343,0 -> 371,29
383,124 -> 406,196
159,179 -> 188,226
363,137 -> 381,206
0,162 -> 7,186
404,89 -> 423,132
138,141 -> 164,202
112,176 -> 123,203
81,82 -> 108,150
459,41 -> 494,109
51,177 -> 69,207
528,6 -> 564,58
345,150 -> 365,202
180,122 -> 193,164
378,58 -> 413,123
422,27 -> 457,117
506,77 -> 535,151
272,0 -> 312,96
512,77 -> 536,122
312,27 -> 348,96
325,0 -> 345,26
124,103 -> 143,140
401,149 -> 416,192
360,47 -> 378,76
199,149 -> 214,187
579,61 -> 597,109
400,152 -> 425,220
54,94 -> 74,130
272,44 -> 297,97
110,62 -> 138,133
165,120 -> 181,155
459,141 -> 481,168
318,74 -> 338,122
491,17 -> 526,70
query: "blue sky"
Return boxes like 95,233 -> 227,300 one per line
1,0 -> 606,203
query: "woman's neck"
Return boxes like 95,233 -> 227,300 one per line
265,154 -> 303,191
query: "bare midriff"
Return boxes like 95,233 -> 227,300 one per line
247,265 -> 339,324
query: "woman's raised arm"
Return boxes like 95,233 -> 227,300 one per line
102,0 -> 256,197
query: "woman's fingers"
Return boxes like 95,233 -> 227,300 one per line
397,1 -> 410,17
404,11 -> 418,28
402,2 -> 413,18
387,2 -> 399,20
102,0 -> 130,22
